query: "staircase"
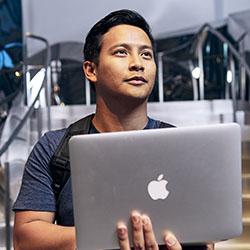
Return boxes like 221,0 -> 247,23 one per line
215,141 -> 250,249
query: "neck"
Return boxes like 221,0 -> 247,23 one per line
92,96 -> 148,132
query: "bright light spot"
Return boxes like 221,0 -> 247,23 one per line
27,68 -> 45,90
227,70 -> 233,83
15,71 -> 21,77
223,43 -> 228,55
34,100 -> 40,109
206,44 -> 210,54
26,68 -> 46,105
192,67 -> 201,79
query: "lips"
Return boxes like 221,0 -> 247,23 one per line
125,76 -> 148,85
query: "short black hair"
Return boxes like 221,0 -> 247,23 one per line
83,9 -> 155,63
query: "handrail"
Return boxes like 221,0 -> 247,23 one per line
162,23 -> 250,118
194,23 -> 250,78
193,23 -> 250,121
0,71 -> 45,157
0,33 -> 51,157
4,162 -> 10,250
26,33 -> 51,130
162,22 -> 250,79
25,33 -> 50,69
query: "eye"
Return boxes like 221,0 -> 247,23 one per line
113,49 -> 128,56
141,51 -> 153,59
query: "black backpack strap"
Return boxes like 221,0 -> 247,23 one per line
159,121 -> 176,128
50,113 -> 94,203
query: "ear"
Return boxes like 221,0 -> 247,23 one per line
83,61 -> 97,83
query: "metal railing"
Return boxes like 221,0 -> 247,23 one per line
158,23 -> 250,121
0,33 -> 51,249
195,23 -> 250,121
25,33 -> 51,130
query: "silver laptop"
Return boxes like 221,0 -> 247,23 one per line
69,123 -> 242,250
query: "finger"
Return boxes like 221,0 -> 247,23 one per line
163,231 -> 182,250
116,222 -> 131,250
206,244 -> 215,250
131,211 -> 145,250
141,214 -> 159,250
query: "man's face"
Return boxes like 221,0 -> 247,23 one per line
89,24 -> 156,102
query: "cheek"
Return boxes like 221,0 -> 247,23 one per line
101,62 -> 125,80
97,63 -> 123,88
147,63 -> 156,80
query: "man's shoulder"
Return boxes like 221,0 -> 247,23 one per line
32,128 -> 67,157
43,128 -> 67,142
41,127 -> 67,143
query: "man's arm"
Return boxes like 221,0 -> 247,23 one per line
14,211 -> 76,250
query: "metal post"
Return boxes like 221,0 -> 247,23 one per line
4,162 -> 11,250
229,54 -> 237,122
188,60 -> 199,100
195,28 -> 208,100
46,65 -> 52,130
25,33 -> 51,131
157,52 -> 164,103
85,78 -> 91,106
240,66 -> 246,101
25,70 -> 31,106
197,36 -> 205,100
239,39 -> 246,101
37,105 -> 42,139
23,35 -> 29,106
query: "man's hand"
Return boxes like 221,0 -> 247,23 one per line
116,210 -> 182,250
206,244 -> 215,250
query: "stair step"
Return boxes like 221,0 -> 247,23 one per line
216,223 -> 250,249
242,174 -> 250,193
243,217 -> 250,224
216,243 -> 250,250
242,159 -> 249,174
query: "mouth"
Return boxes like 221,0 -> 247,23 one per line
125,76 -> 148,85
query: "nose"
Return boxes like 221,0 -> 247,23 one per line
129,55 -> 144,72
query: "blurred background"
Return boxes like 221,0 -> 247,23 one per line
0,0 -> 250,249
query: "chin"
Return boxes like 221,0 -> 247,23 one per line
121,93 -> 150,104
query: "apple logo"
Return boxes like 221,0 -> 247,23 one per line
147,174 -> 169,200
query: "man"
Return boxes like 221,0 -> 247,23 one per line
13,9 -> 214,250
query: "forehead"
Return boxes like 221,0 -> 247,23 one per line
100,24 -> 153,49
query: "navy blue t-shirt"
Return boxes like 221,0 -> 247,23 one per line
13,117 -> 168,226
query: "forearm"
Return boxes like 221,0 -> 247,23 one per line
14,220 -> 76,250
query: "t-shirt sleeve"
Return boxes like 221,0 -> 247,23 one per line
13,129 -> 66,212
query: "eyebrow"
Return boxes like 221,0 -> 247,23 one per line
109,43 -> 153,51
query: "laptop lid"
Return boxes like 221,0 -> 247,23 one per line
69,123 -> 242,250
